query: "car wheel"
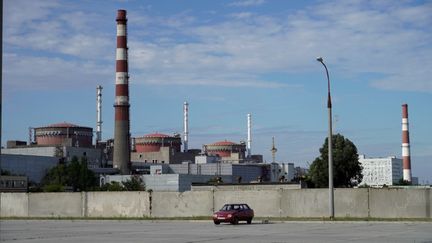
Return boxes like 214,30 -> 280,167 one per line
214,221 -> 220,225
247,218 -> 252,224
232,217 -> 239,225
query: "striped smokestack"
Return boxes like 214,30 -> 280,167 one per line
113,9 -> 130,174
402,104 -> 411,182
247,113 -> 251,158
183,101 -> 189,152
96,85 -> 103,145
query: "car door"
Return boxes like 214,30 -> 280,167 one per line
238,205 -> 247,220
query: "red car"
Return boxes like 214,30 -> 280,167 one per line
212,203 -> 254,225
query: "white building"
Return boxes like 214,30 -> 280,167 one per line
195,154 -> 220,164
358,155 -> 403,186
268,162 -> 296,182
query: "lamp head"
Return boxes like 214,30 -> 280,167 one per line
316,57 -> 324,63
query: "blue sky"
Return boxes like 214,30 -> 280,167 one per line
3,0 -> 432,183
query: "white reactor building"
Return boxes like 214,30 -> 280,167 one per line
358,155 -> 402,186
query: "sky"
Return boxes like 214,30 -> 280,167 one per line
2,0 -> 432,183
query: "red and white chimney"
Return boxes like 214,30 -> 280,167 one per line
183,101 -> 189,152
113,9 -> 131,174
247,113 -> 251,158
402,104 -> 411,182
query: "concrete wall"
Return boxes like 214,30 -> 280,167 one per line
1,188 -> 431,219
334,188 -> 369,218
86,191 -> 150,217
0,193 -> 28,217
281,189 -> 327,217
369,188 -> 432,218
151,191 -> 213,217
28,192 -> 82,217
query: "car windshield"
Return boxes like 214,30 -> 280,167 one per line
221,205 -> 236,211
221,204 -> 249,211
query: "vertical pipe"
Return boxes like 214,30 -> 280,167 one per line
96,85 -> 103,144
183,101 -> 189,152
247,113 -> 252,158
0,0 -> 3,170
113,9 -> 130,174
402,104 -> 411,182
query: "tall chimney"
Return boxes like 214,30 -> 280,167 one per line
183,101 -> 189,152
402,104 -> 412,182
113,9 -> 130,174
96,85 -> 103,144
247,113 -> 252,157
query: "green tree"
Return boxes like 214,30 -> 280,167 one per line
41,156 -> 97,192
309,134 -> 363,188
98,177 -> 145,191
66,157 -> 97,191
122,176 -> 145,191
1,169 -> 12,175
99,181 -> 125,191
395,178 -> 412,186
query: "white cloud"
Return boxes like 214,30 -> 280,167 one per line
4,0 -> 112,61
230,12 -> 254,19
228,0 -> 266,7
4,0 -> 432,93
3,53 -> 112,91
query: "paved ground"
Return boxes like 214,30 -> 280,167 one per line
1,220 -> 431,243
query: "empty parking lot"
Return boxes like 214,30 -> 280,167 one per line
1,220 -> 431,243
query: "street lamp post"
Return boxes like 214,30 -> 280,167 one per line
316,57 -> 334,219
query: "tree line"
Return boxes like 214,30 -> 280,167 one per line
38,156 -> 145,192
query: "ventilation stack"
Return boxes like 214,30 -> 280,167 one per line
183,101 -> 189,152
113,9 -> 131,174
247,113 -> 252,158
271,136 -> 277,163
402,104 -> 412,182
96,85 -> 103,145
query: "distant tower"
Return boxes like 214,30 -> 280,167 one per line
402,104 -> 412,182
96,85 -> 103,144
270,136 -> 277,163
183,101 -> 189,152
113,10 -> 131,174
247,113 -> 252,158
28,127 -> 34,145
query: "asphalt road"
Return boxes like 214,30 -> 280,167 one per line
1,220 -> 431,243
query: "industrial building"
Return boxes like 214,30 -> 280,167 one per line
1,122 -> 106,184
34,122 -> 93,148
131,133 -> 198,164
3,123 -> 104,167
0,175 -> 28,192
0,154 -> 59,183
358,155 -> 403,186
104,162 -> 270,192
203,140 -> 247,163
102,174 -> 233,192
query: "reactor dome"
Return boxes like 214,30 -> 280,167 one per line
204,140 -> 246,158
135,133 -> 182,152
34,122 -> 93,147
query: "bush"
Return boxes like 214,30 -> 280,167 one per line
43,184 -> 64,192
